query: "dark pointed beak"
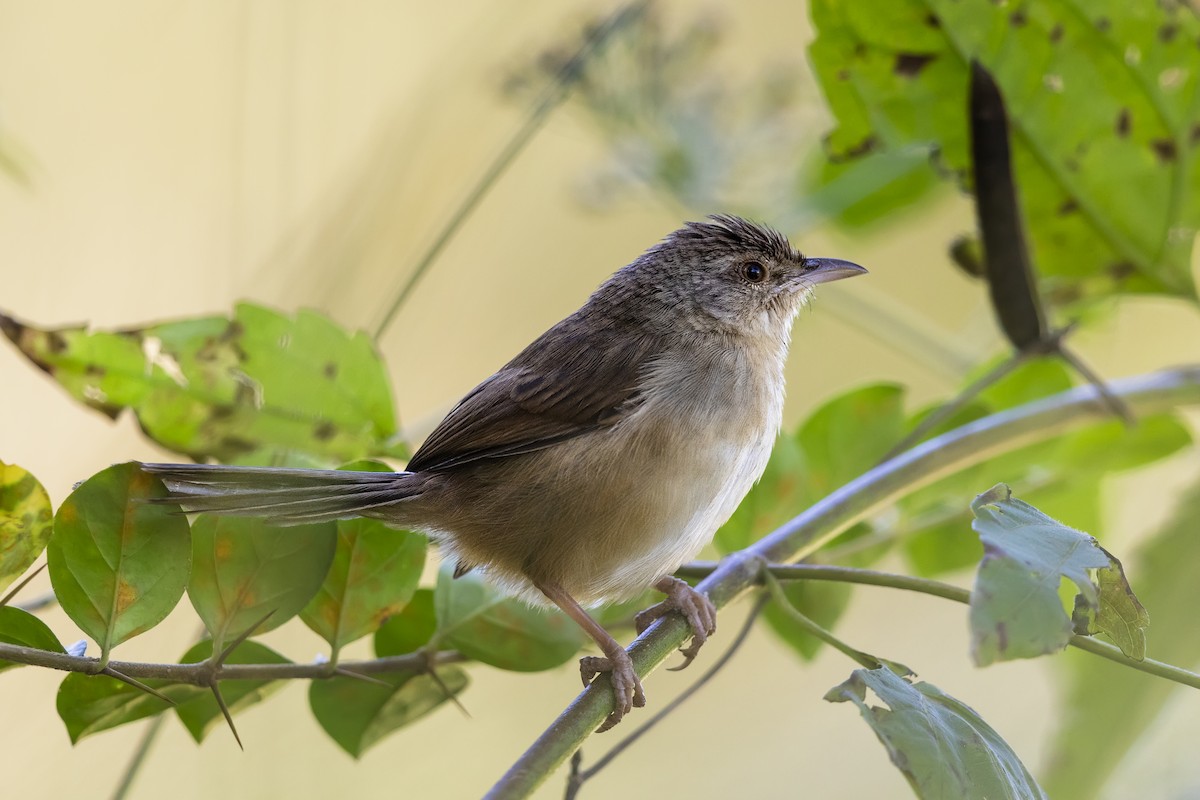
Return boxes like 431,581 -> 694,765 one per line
803,257 -> 868,284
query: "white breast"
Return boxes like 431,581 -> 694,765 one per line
587,337 -> 788,603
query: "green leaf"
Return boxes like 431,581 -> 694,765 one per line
300,461 -> 425,657
797,383 -> 906,495
826,667 -> 1048,799
0,303 -> 398,462
173,639 -> 291,743
967,484 -> 1141,665
802,147 -> 945,229
188,514 -> 336,651
56,672 -> 202,744
1071,558 -> 1149,661
375,589 -> 437,657
0,606 -> 65,672
309,666 -> 468,758
900,357 -> 1189,577
47,463 -> 191,663
810,0 -> 1200,304
0,460 -> 53,592
1043,480 -> 1200,799
433,564 -> 585,672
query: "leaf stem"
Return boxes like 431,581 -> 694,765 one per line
484,365 -> 1200,799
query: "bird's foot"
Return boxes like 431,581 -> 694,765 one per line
579,651 -> 646,732
635,576 -> 717,670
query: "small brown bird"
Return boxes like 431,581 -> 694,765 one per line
144,215 -> 865,729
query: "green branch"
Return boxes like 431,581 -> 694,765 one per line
484,365 -> 1200,799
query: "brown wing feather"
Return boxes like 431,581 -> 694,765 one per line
406,317 -> 655,473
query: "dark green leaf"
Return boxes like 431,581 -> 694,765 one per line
0,606 -> 64,672
375,589 -> 437,657
56,672 -> 201,744
1044,480 -> 1200,799
433,564 -> 584,671
826,667 -> 1048,799
188,515 -> 336,651
301,461 -> 425,656
0,303 -> 398,462
810,0 -> 1200,305
968,484 -> 1132,665
0,460 -> 53,592
173,639 -> 291,742
309,666 -> 468,758
47,463 -> 191,662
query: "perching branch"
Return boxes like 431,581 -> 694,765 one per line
484,365 -> 1200,800
0,641 -> 465,683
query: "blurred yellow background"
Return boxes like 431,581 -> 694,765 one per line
2,2 -> 1198,798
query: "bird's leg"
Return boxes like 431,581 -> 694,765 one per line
635,575 -> 717,670
535,579 -> 646,732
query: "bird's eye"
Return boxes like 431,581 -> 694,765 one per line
742,261 -> 768,283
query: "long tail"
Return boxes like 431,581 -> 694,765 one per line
139,462 -> 422,525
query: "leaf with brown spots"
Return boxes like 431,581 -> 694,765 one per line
0,460 -> 53,592
810,0 -> 1200,305
187,514 -> 336,652
46,463 -> 191,664
0,303 -> 406,464
300,460 -> 426,657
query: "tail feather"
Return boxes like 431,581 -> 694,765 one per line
139,462 -> 420,525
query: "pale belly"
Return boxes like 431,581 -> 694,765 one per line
500,350 -> 784,605
422,341 -> 789,607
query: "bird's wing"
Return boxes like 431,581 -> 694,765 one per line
406,321 -> 655,473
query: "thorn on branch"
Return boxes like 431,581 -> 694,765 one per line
103,667 -> 177,706
210,682 -> 244,750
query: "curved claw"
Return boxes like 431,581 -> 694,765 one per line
636,576 -> 717,669
579,652 -> 646,732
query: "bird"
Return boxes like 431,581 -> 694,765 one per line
143,215 -> 866,730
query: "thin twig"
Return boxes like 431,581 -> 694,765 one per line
1056,344 -> 1135,423
0,563 -> 47,607
370,0 -> 650,339
880,349 -> 1031,462
0,642 -> 466,682
484,366 -> 1200,800
762,572 -> 889,671
565,594 -> 768,800
677,561 -> 1200,690
109,714 -> 166,800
